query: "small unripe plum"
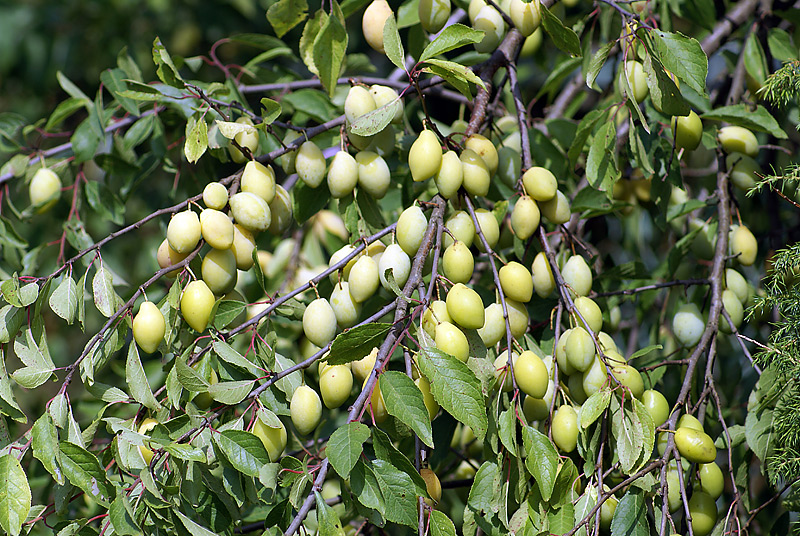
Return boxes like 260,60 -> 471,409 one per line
460,148 -> 491,197
465,134 -> 498,176
202,248 -> 238,295
610,364 -> 644,398
200,208 -> 234,250
509,0 -> 541,36
409,130 -> 443,182
138,418 -> 159,465
727,154 -> 759,190
531,252 -> 555,298
566,326 -> 595,372
348,255 -> 380,303
443,211 -> 475,249
356,151 -> 391,199
368,377 -> 388,422
422,300 -> 451,339
511,196 -> 540,240
230,224 -> 256,270
278,130 -> 301,174
133,301 -> 166,354
729,224 -> 757,266
641,389 -> 669,426
446,283 -> 485,330
416,376 -> 439,420
493,351 -> 518,392
514,350 -> 548,398
724,268 -> 748,304
666,462 -> 683,512
621,60 -> 649,103
352,347 -> 378,383
506,299 -> 529,338
369,85 -> 404,123
555,328 -> 577,375
435,321 -> 470,362
674,427 -> 717,463
718,125 -> 759,157
599,495 -> 618,532
363,0 -> 394,53
539,189 -> 571,224
522,379 -> 554,422
29,168 -> 62,212
468,0 -> 487,22
241,160 -> 276,203
420,467 -> 442,505
521,27 -> 543,56
718,288 -> 743,333
477,303 -> 504,347
673,303 -> 704,347
442,241 -> 474,284
367,124 -> 397,156
229,118 -> 259,163
568,371 -> 588,404
330,282 -> 362,328
268,185 -> 293,235
582,356 -> 608,396
570,296 -> 602,334
252,416 -> 287,462
230,192 -> 271,232
434,150 -> 464,198
473,209 -> 499,252
320,365 -> 354,409
671,111 -> 703,152
295,141 -> 327,188
379,243 -> 411,289
181,280 -> 216,332
679,413 -> 704,432
290,385 -> 323,435
327,151 -> 359,199
597,331 -> 619,354
167,210 -> 202,254
473,6 -> 505,54
329,245 -> 358,283
203,182 -> 228,210
698,462 -> 724,499
303,298 -> 338,347
396,205 -> 428,256
499,261 -> 533,303
562,255 -> 593,297
688,491 -> 718,536
344,85 -> 377,124
419,0 -> 451,33
552,405 -> 578,452
157,238 -> 189,277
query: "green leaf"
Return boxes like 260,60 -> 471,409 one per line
49,275 -> 78,324
174,510 -> 218,536
151,37 -> 184,89
586,121 -> 619,192
586,42 -> 613,90
382,14 -> 405,71
541,6 -> 582,57
417,347 -> 487,441
260,98 -> 282,124
767,28 -> 797,61
422,58 -> 486,98
125,343 -> 161,411
315,491 -> 346,536
629,344 -> 663,360
208,380 -> 253,405
467,461 -> 499,513
109,494 -> 140,535
643,54 -> 689,116
292,179 -> 332,223
267,0 -> 309,38
580,390 -> 610,428
184,116 -> 208,164
498,407 -> 518,457
92,265 -> 121,318
744,32 -> 769,86
299,10 -> 327,76
100,68 -> 139,116
701,104 -> 787,139
745,406 -> 774,463
56,71 -> 91,102
430,510 -> 457,536
327,323 -> 392,365
371,459 -> 421,527
313,4 -> 348,98
215,430 -> 271,477
45,98 -> 87,132
213,339 -> 261,377
350,459 -> 385,513
612,405 -> 644,474
380,371 -> 434,447
419,24 -> 485,62
58,442 -> 115,507
349,100 -> 403,137
522,426 -> 558,500
610,489 -> 649,536
650,30 -> 707,97
327,422 -> 369,478
568,109 -> 606,167
0,454 -> 31,536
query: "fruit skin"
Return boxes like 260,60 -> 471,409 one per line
511,196 -> 540,240
133,301 -> 166,354
229,192 -> 271,233
348,255 -> 380,303
344,85 -> 377,124
396,206 -> 428,256
473,209 -> 499,252
363,0 -> 394,53
167,211 -> 202,254
572,296 -> 602,333
552,405 -> 579,452
565,326 -> 595,372
610,364 -> 644,398
674,427 -> 717,463
356,151 -> 391,199
523,380 -> 555,422
420,468 -> 442,505
320,365 -> 354,409
499,261 -> 533,302
267,185 -> 293,235
295,141 -> 327,188
477,303 -> 504,347
514,350 -> 548,398
241,160 -> 276,203
181,280 -> 216,332
506,299 -> 529,338
730,224 -> 757,266
446,283 -> 485,330
252,415 -> 288,462
672,111 -> 703,151
442,241 -> 474,284
698,462 -> 724,499
473,5 -> 505,54
562,255 -> 592,297
229,117 -> 259,163
582,356 -> 608,396
465,134 -> 498,176
719,288 -> 744,333
621,60 -> 649,103
599,495 -> 618,532
419,0 -> 451,33
29,168 -> 62,212
290,385 -> 323,436
157,238 -> 189,278
435,321 -> 470,362
422,300 -> 451,339
718,125 -> 759,157
303,298 -> 338,347
202,248 -> 238,295
416,376 -> 439,420
509,0 -> 541,36
460,148 -> 491,197
230,224 -> 256,270
688,491 -> 718,536
353,347 -> 378,383
434,150 -> 464,199
200,208 -> 234,250
493,351 -> 518,392
370,85 -> 404,123
330,282 -> 362,328
531,252 -> 555,298
641,389 -> 669,426
368,377 -> 389,422
327,151 -> 359,199
727,154 -> 759,190
408,130 -> 443,182
378,243 -> 411,290
443,211 -> 475,248
539,190 -> 571,224
203,182 -> 228,210
673,303 -> 705,347
678,413 -> 704,432
138,418 -> 159,465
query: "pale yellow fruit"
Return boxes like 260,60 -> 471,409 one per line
422,300 -> 451,339
229,192 -> 271,233
369,85 -> 404,123
572,296 -> 603,334
555,328 -> 577,375
320,365 -> 353,409
348,255 -> 380,303
344,85 -> 377,124
230,224 -> 256,270
474,209 -> 499,252
671,111 -> 703,152
698,462 -> 724,499
435,150 -> 464,198
477,303 -> 504,347
157,238 -> 189,277
290,385 -> 323,435
167,210 -> 202,254
523,379 -> 555,422
610,364 -> 644,398
363,0 -> 394,53
378,243 -> 411,290
522,166 -> 557,201
295,141 -> 326,188
674,427 -> 716,463
531,251 -> 555,297
718,125 -> 759,157
327,151 -> 359,198
29,168 -> 62,212
396,205 -> 428,256
442,241 -> 474,284
409,130 -> 443,182
621,60 -> 649,103
446,283 -> 485,330
521,27 -> 543,56
552,405 -> 578,452
562,255 -> 592,296
138,418 -> 159,465
419,0 -> 451,33
565,327 -> 595,372
689,491 -> 718,536
465,134 -> 498,176
473,6 -> 505,54
435,321 -> 470,362
329,244 -> 358,284
509,0 -> 541,36
506,299 -> 529,338
727,154 -> 759,190
729,224 -> 757,266
241,160 -> 276,203
368,377 -> 389,423
673,304 -> 704,347
203,182 -> 228,210
356,151 -> 391,199
468,0 -> 487,22
252,415 -> 287,462
416,376 -> 439,420
367,124 -> 397,156
725,268 -> 749,304
267,185 -> 293,235
181,280 -> 216,332
330,282 -> 362,328
499,261 -> 533,302
460,148 -> 491,197
133,301 -> 166,354
582,356 -> 608,396
200,208 -> 234,250
679,413 -> 704,431
278,130 -> 301,174
229,118 -> 259,163
353,347 -> 379,383
514,350 -> 548,398
511,196 -> 540,240
719,288 -> 743,333
443,211 -> 475,248
494,351 -> 518,392
202,248 -> 238,295
539,190 -> 571,224
303,298 -> 338,347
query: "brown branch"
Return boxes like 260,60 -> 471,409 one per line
700,0 -> 761,56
